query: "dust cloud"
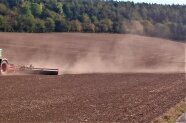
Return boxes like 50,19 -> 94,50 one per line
0,33 -> 185,74
61,40 -> 185,74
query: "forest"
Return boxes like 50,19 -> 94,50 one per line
0,0 -> 185,41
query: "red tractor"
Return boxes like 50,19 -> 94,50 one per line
0,49 -> 58,75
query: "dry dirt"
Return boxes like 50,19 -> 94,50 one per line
0,33 -> 185,122
0,73 -> 185,123
0,33 -> 185,73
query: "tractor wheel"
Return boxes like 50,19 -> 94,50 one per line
0,60 -> 8,75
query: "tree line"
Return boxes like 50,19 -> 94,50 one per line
0,0 -> 185,41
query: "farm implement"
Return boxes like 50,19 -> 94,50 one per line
0,49 -> 58,75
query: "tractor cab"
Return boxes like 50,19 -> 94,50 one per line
0,49 -> 7,61
0,49 -> 2,58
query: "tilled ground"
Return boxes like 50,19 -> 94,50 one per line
0,33 -> 185,73
0,73 -> 185,123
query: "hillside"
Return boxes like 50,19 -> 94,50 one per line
0,0 -> 185,40
0,33 -> 185,73
0,33 -> 185,122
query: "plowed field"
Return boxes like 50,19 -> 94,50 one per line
0,33 -> 185,122
0,73 -> 185,123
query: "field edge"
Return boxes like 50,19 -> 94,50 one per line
152,98 -> 186,123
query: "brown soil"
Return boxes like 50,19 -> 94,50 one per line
0,33 -> 185,73
0,73 -> 185,123
0,33 -> 185,122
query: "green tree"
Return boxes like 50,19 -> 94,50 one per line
45,18 -> 55,32
154,23 -> 170,38
0,3 -> 8,15
81,13 -> 90,23
96,23 -> 108,32
70,20 -> 82,32
63,4 -> 73,19
7,0 -> 23,7
123,20 -> 144,34
141,20 -> 154,35
34,19 -> 45,32
91,16 -> 98,24
55,2 -> 63,14
112,21 -> 122,33
0,0 -> 184,41
17,15 -> 35,32
102,19 -> 113,31
82,23 -> 95,32
22,6 -> 33,17
0,15 -> 6,31
42,8 -> 57,19
55,19 -> 70,32
31,3 -> 43,16
169,23 -> 186,40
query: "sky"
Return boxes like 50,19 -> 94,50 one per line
117,0 -> 186,5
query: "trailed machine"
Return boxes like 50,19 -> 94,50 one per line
0,49 -> 58,75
